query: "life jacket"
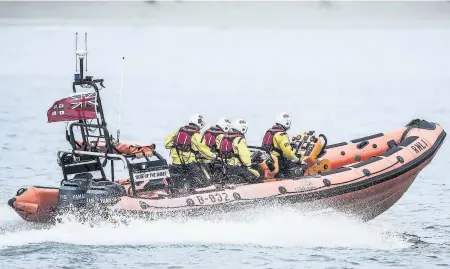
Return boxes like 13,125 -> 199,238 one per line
173,124 -> 200,152
201,125 -> 225,151
218,130 -> 244,160
261,125 -> 286,154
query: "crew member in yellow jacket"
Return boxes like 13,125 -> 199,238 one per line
218,118 -> 262,184
200,117 -> 231,179
261,112 -> 305,178
201,117 -> 231,153
164,113 -> 217,189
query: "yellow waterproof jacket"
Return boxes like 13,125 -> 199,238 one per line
263,125 -> 299,162
222,133 -> 260,177
164,125 -> 217,165
272,132 -> 298,161
215,134 -> 224,150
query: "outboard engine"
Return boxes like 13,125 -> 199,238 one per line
85,180 -> 126,207
58,172 -> 93,208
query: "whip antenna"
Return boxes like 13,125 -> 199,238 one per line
117,56 -> 125,143
85,32 -> 88,72
75,32 -> 78,71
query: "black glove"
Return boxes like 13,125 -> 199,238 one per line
251,151 -> 263,163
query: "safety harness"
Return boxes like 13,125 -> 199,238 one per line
261,124 -> 287,156
173,124 -> 200,151
218,130 -> 245,166
172,124 -> 201,165
201,125 -> 225,152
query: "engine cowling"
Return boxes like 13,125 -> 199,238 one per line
58,173 -> 125,210
58,173 -> 92,208
85,180 -> 126,207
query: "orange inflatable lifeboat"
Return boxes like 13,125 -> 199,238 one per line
8,34 -> 447,224
8,119 -> 446,223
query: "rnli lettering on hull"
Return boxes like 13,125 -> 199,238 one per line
295,179 -> 314,192
411,139 -> 428,154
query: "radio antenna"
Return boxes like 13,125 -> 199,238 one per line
117,56 -> 125,143
85,32 -> 88,72
75,32 -> 78,72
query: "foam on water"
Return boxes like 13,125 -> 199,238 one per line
0,204 -> 22,223
0,205 -> 409,250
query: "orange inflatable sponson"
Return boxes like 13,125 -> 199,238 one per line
8,186 -> 59,223
321,127 -> 407,170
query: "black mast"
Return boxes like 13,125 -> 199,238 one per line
69,32 -> 112,153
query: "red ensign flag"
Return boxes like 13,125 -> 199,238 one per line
47,92 -> 98,123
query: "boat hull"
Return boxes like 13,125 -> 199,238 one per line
7,119 -> 446,223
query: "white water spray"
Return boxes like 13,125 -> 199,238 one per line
0,206 -> 409,250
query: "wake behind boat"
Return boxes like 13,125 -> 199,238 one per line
7,33 -> 446,224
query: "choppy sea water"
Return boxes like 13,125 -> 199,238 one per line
1,17 -> 450,269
